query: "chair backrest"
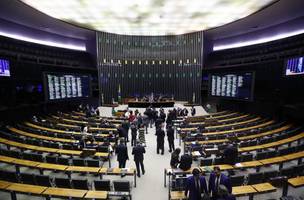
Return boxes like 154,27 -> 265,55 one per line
94,180 -> 111,191
35,175 -> 52,187
247,172 -> 264,185
263,170 -> 279,182
200,158 -> 213,166
293,164 -> 304,176
5,171 -> 19,182
57,157 -> 70,165
72,179 -> 89,190
31,153 -> 44,162
72,159 -> 86,166
241,153 -> 253,162
20,173 -> 36,185
113,180 -> 130,192
256,151 -> 268,160
87,159 -> 100,167
45,155 -> 57,164
22,153 -> 33,161
213,157 -> 224,165
280,166 -> 295,178
230,175 -> 244,187
55,177 -> 71,188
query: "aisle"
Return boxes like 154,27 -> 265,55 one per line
104,104 -> 206,200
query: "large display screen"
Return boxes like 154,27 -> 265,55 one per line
285,56 -> 304,76
0,59 -> 10,77
209,72 -> 254,101
44,73 -> 90,101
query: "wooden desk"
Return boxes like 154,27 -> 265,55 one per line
84,191 -> 108,199
37,163 -> 68,171
206,117 -> 260,129
252,183 -> 276,193
288,176 -> 304,187
0,180 -> 12,189
170,191 -> 186,200
66,166 -> 101,173
232,185 -> 257,196
7,183 -> 47,194
259,157 -> 286,165
234,161 -> 263,169
43,187 -> 87,198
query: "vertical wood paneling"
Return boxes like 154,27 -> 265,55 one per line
97,32 -> 203,104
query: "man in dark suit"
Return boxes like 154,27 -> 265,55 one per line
208,166 -> 232,200
179,153 -> 192,171
223,143 -> 238,175
132,141 -> 146,177
185,168 -> 208,200
166,125 -> 175,152
115,140 -> 129,168
156,125 -> 165,155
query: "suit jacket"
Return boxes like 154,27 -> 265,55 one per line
185,176 -> 208,200
156,129 -> 165,143
208,173 -> 232,194
132,145 -> 146,162
115,144 -> 129,162
223,145 -> 238,165
179,154 -> 192,171
167,128 -> 174,141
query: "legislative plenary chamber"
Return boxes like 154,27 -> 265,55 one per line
0,0 -> 303,200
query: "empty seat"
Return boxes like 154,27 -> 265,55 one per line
35,175 -> 52,187
45,155 -> 57,164
4,171 -> 19,182
293,164 -> 304,176
57,157 -> 69,165
72,159 -> 86,166
31,153 -> 44,162
72,179 -> 89,190
22,153 -> 33,161
230,175 -> 244,187
94,180 -> 111,191
213,157 -> 224,165
200,158 -> 213,166
87,159 -> 100,167
267,150 -> 277,158
20,173 -> 36,185
55,177 -> 71,188
256,151 -> 268,160
247,172 -> 264,185
263,170 -> 279,182
240,153 -> 253,162
113,180 -> 131,192
280,166 -> 295,178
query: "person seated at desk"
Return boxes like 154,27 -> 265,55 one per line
179,153 -> 193,171
170,148 -> 181,168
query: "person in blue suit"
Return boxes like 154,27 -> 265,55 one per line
185,168 -> 208,200
208,166 -> 232,200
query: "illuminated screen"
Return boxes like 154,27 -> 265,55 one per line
209,72 -> 254,101
285,56 -> 304,76
0,59 -> 10,77
44,73 -> 90,101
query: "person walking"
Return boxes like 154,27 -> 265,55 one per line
132,141 -> 146,177
115,139 -> 129,168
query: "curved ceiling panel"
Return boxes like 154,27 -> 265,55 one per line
20,0 -> 276,36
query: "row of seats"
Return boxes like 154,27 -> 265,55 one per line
0,148 -> 103,167
0,170 -> 131,191
229,164 -> 304,187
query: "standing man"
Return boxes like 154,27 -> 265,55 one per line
115,140 -> 129,168
130,122 -> 137,147
185,168 -> 208,200
208,166 -> 232,200
191,106 -> 196,116
166,125 -> 175,152
156,124 -> 165,155
132,141 -> 146,177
